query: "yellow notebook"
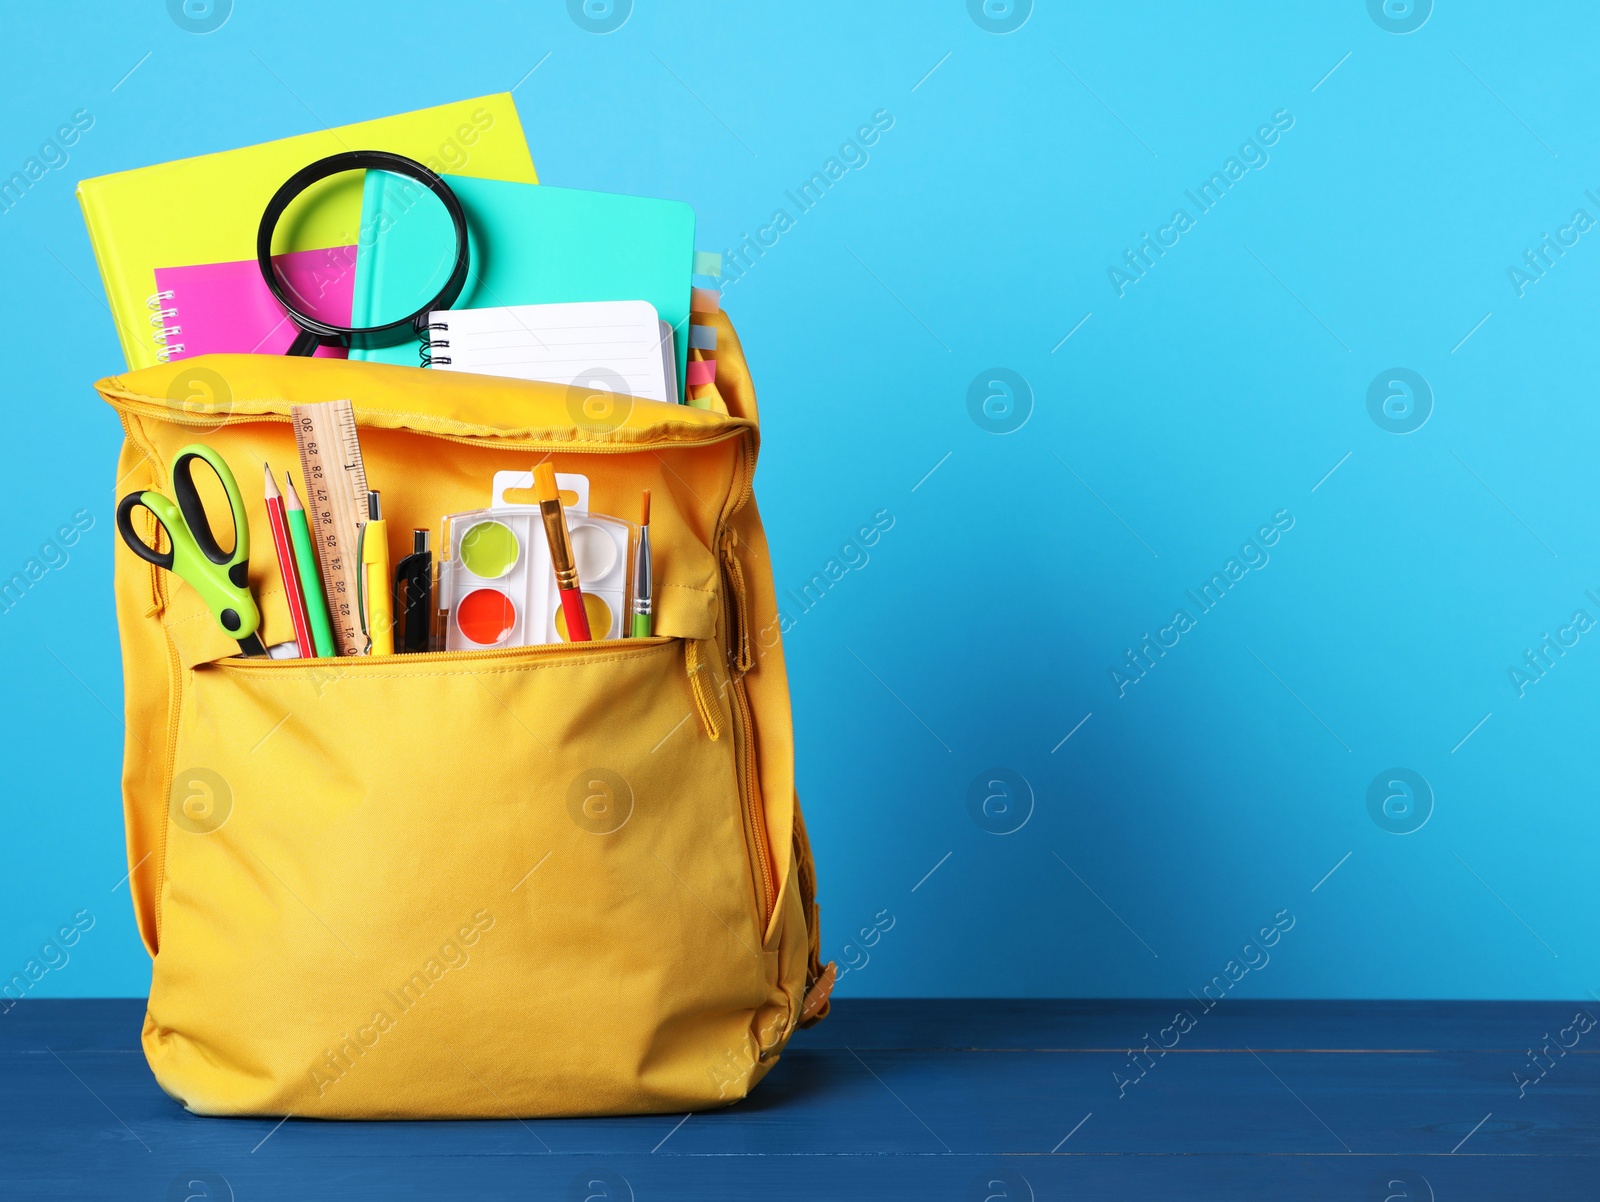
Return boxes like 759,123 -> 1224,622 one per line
77,94 -> 538,370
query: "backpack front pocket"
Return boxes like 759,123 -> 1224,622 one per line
148,637 -> 783,1118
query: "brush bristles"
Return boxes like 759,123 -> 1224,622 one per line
641,489 -> 651,526
532,461 -> 558,502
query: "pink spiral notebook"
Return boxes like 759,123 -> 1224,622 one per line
149,246 -> 358,361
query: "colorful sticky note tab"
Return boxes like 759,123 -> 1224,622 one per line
686,359 -> 717,387
688,324 -> 718,351
693,251 -> 722,277
690,288 -> 721,314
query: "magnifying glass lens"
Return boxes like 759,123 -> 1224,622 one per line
267,169 -> 458,336
352,170 -> 463,322
258,151 -> 471,356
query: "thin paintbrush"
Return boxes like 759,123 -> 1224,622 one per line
631,489 -> 652,638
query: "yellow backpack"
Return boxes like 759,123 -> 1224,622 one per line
96,312 -> 833,1118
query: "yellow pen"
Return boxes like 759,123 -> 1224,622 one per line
359,490 -> 394,655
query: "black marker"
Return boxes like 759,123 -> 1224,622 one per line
393,529 -> 433,653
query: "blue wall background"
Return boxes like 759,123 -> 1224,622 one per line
2,1 -> 1596,1001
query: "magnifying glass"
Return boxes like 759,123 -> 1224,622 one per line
256,150 -> 470,357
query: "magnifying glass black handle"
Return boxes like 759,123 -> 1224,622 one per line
287,328 -> 330,357
258,150 -> 471,356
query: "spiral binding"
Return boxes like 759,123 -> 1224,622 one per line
146,290 -> 183,363
420,319 -> 450,367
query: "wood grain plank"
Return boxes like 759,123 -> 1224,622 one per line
3,998 -> 1595,1201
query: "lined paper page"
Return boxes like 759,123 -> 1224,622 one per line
426,300 -> 671,402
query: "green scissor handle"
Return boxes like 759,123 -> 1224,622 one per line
116,443 -> 264,653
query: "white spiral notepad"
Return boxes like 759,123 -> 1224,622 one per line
423,300 -> 674,403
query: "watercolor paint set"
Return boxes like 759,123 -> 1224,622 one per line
439,471 -> 635,651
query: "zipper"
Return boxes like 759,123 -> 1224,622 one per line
717,440 -> 774,927
729,667 -> 771,926
153,627 -> 184,950
219,634 -> 671,671
720,526 -> 753,675
107,400 -> 753,457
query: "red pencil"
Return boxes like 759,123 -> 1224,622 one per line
264,463 -> 315,657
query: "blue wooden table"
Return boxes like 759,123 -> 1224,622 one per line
3,999 -> 1594,1199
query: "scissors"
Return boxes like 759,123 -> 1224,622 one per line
116,444 -> 266,656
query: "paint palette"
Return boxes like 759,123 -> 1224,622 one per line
442,471 -> 634,651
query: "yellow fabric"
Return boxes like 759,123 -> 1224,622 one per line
96,314 -> 824,1117
78,93 -> 539,371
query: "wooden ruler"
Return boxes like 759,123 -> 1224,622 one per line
291,399 -> 370,657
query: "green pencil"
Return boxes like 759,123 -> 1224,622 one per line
283,474 -> 336,657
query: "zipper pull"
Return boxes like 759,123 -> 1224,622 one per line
146,559 -> 165,618
685,638 -> 724,740
720,526 -> 752,675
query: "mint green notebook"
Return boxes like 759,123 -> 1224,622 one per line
350,174 -> 695,393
